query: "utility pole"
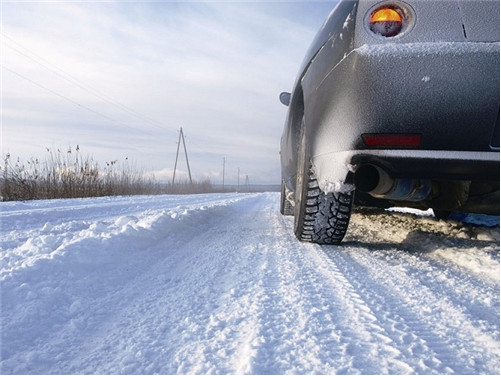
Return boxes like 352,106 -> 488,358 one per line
172,127 -> 193,185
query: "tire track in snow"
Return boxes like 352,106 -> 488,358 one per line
249,215 -> 352,374
342,209 -> 500,372
347,209 -> 500,338
249,211 -> 415,374
391,248 -> 500,338
165,196 -> 274,374
322,246 -> 499,374
286,244 -> 415,374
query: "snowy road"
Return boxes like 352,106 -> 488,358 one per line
1,193 -> 499,374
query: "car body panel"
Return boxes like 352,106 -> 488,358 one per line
458,0 -> 501,42
280,0 -> 500,215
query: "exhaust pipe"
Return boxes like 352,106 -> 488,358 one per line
354,165 -> 432,202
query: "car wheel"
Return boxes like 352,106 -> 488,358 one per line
280,179 -> 294,216
294,119 -> 353,244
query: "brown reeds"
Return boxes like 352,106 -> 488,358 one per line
0,147 -> 235,201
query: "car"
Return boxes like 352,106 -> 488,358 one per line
279,0 -> 500,244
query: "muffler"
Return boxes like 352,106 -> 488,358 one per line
354,165 -> 432,202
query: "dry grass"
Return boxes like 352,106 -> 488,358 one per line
0,146 -> 219,201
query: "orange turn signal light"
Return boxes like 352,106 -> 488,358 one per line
369,7 -> 404,37
370,8 -> 403,23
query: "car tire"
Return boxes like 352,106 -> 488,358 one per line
294,120 -> 353,244
280,180 -> 294,216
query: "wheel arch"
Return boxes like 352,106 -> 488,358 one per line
288,85 -> 305,191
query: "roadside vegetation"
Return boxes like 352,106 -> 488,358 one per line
0,147 -> 220,201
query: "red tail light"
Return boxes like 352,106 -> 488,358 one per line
362,134 -> 422,148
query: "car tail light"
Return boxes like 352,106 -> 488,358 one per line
369,6 -> 404,37
362,134 -> 422,147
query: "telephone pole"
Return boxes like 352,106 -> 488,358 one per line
172,127 -> 193,185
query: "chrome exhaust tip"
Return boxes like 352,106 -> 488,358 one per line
355,165 -> 432,202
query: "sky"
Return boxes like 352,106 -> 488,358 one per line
1,0 -> 337,185
2,193 -> 499,375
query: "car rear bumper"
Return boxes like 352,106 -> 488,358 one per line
315,149 -> 500,215
348,150 -> 500,181
313,149 -> 499,190
303,41 -> 500,160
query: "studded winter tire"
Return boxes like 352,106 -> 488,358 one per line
294,120 -> 353,244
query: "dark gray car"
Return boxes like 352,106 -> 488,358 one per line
279,0 -> 500,244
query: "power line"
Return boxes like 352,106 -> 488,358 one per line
2,65 -> 159,138
3,66 -> 118,123
1,32 -> 174,135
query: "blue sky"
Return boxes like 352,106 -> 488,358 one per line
2,0 -> 336,185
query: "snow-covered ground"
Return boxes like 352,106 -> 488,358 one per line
1,192 -> 499,374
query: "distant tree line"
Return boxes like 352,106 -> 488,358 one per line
0,147 -> 222,201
